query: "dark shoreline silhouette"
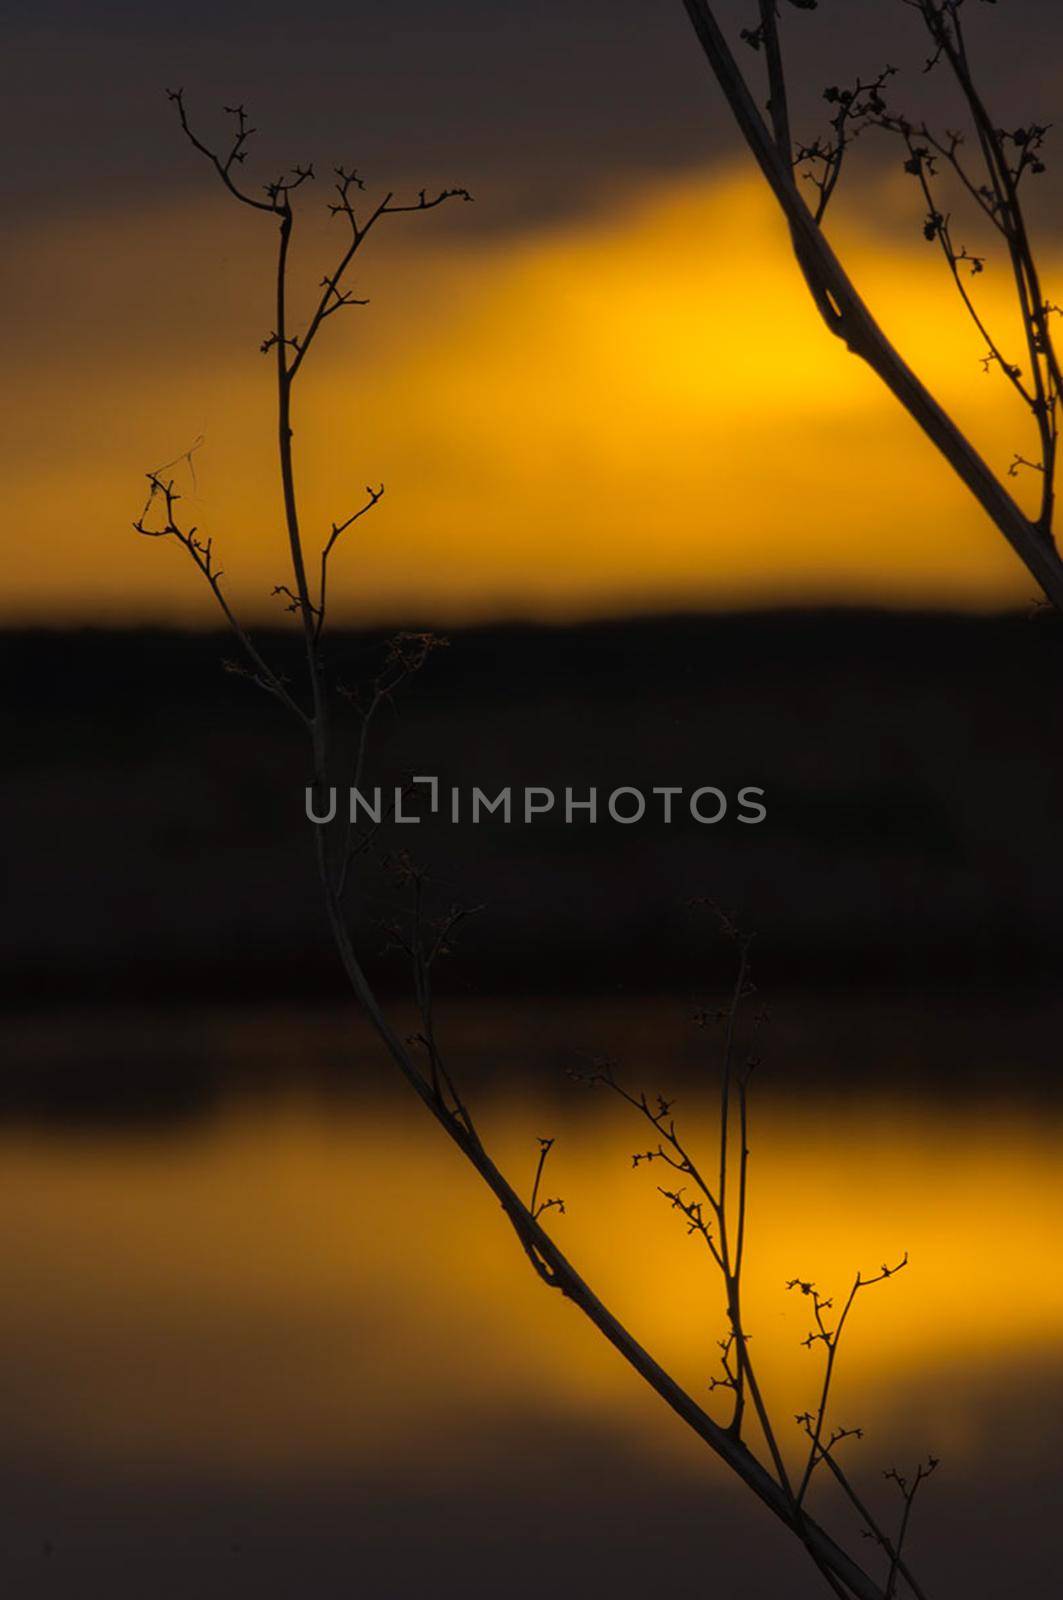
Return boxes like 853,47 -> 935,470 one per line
5,607 -> 1063,1006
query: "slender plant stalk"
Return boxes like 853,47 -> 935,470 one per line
682,0 -> 1063,612
132,90 -> 944,1600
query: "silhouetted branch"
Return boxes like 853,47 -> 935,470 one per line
167,91 -> 277,213
133,468 -> 309,725
883,1458 -> 939,1599
592,924 -> 795,1499
530,1137 -> 566,1221
138,82 -> 926,1600
589,915 -> 934,1598
790,1256 -> 910,1506
334,631 -> 449,897
681,0 -> 1063,604
315,484 -> 384,643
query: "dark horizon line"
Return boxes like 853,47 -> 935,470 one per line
0,601 -> 1056,639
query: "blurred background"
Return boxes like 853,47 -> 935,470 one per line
4,612 -> 1063,1598
4,2 -> 1063,1596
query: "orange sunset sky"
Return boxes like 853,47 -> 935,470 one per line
5,0 -> 1062,626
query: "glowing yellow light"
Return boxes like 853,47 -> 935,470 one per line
4,169 -> 1056,623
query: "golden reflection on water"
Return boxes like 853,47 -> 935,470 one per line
2,1087 -> 1060,1483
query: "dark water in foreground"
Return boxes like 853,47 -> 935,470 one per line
2,999 -> 1061,1597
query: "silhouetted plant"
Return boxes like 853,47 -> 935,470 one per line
682,0 -> 1063,610
578,906 -> 935,1600
135,92 -> 934,1600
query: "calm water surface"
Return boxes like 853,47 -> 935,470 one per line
2,1000 -> 1061,1597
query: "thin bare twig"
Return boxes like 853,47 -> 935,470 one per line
138,84 -> 923,1600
